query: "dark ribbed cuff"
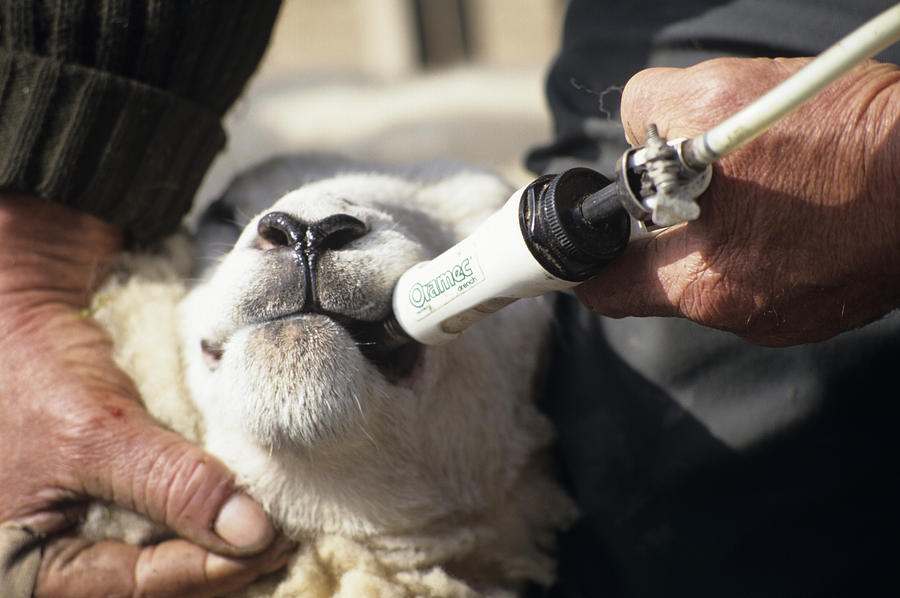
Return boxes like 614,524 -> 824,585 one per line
0,50 -> 226,245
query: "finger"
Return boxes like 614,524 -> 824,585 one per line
64,400 -> 275,558
574,235 -> 668,318
573,226 -> 707,319
620,59 -> 773,145
35,534 -> 296,598
620,66 -> 681,144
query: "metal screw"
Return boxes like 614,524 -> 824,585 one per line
642,123 -> 701,226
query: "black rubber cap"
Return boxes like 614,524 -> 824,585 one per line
518,168 -> 631,282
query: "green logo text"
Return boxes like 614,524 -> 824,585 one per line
408,257 -> 475,308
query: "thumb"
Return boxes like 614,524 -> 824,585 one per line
71,399 -> 274,558
620,60 -> 755,146
620,66 -> 687,145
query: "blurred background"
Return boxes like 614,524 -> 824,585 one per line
195,0 -> 569,214
258,0 -> 566,78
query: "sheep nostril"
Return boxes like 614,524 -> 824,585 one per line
257,211 -> 306,249
256,212 -> 367,252
307,214 -> 368,251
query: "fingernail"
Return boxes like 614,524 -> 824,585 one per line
214,493 -> 274,551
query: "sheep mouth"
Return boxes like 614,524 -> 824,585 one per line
201,311 -> 422,382
339,315 -> 422,382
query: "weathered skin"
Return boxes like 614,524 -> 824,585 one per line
0,193 -> 293,598
577,57 -> 900,346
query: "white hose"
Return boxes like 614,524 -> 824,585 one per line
685,3 -> 900,166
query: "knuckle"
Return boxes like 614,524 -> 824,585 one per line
143,443 -> 232,530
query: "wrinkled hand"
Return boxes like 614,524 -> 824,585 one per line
0,194 -> 294,597
576,57 -> 900,346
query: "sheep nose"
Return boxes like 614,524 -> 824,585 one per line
257,212 -> 367,251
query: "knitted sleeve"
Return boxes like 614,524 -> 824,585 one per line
0,1 -> 282,245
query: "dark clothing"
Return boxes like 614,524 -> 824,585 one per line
530,1 -> 900,597
0,1 -> 282,245
543,301 -> 900,598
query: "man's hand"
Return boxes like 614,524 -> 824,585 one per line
0,194 -> 294,597
575,57 -> 900,346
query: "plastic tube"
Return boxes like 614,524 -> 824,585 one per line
683,3 -> 900,168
